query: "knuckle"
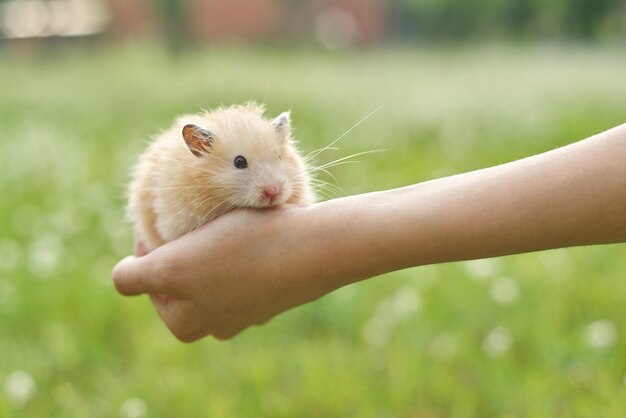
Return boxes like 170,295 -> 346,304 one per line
174,331 -> 199,344
170,325 -> 201,343
212,328 -> 239,341
164,307 -> 202,343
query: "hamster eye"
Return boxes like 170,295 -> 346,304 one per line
234,155 -> 248,169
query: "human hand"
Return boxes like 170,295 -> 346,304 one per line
112,123 -> 626,341
112,205 -> 345,341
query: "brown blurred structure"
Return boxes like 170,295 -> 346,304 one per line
302,0 -> 387,43
0,0 -> 388,46
108,0 -> 159,39
1,0 -> 622,43
108,0 -> 388,45
188,0 -> 285,41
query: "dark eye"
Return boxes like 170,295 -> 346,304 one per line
234,155 -> 248,169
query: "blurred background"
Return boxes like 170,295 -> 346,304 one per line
1,0 -> 625,46
1,0 -> 626,417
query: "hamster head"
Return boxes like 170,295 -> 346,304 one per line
181,104 -> 304,209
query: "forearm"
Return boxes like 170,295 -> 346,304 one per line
306,123 -> 626,291
111,124 -> 626,341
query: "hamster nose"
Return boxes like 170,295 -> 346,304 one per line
262,185 -> 282,200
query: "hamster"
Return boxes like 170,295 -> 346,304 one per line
127,102 -> 315,251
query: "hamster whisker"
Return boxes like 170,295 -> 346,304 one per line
310,178 -> 344,195
311,187 -> 340,199
311,160 -> 361,171
311,180 -> 342,194
313,149 -> 386,171
304,146 -> 339,162
305,104 -> 384,161
316,191 -> 335,200
310,181 -> 340,198
310,166 -> 340,186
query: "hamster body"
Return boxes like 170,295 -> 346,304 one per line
128,102 -> 314,251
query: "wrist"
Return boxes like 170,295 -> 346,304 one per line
296,191 -> 403,293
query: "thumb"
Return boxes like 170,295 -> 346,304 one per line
112,254 -> 162,296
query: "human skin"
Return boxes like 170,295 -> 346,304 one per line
112,123 -> 626,342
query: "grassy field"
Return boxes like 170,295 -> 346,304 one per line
1,43 -> 626,417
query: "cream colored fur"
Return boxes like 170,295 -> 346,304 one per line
127,103 -> 314,251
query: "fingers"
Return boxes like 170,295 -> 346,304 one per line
112,254 -> 163,296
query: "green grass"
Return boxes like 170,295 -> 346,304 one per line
1,43 -> 626,417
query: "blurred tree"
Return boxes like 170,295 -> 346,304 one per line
503,0 -> 534,37
390,0 -> 624,40
565,0 -> 620,38
153,0 -> 187,53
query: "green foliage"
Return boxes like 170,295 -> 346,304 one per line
0,44 -> 626,417
152,0 -> 188,53
392,0 -> 625,39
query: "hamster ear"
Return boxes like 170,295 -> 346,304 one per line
182,124 -> 214,157
271,111 -> 291,134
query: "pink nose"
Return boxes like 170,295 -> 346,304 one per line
262,185 -> 281,200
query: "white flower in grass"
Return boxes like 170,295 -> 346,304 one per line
482,326 -> 513,358
362,287 -> 420,348
119,397 -> 147,418
583,320 -> 617,349
3,370 -> 36,407
489,277 -> 520,305
390,287 -> 420,319
28,234 -> 64,279
362,316 -> 392,348
464,259 -> 499,281
538,249 -> 572,280
362,300 -> 396,348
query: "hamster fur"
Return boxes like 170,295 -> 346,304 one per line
127,102 -> 314,251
